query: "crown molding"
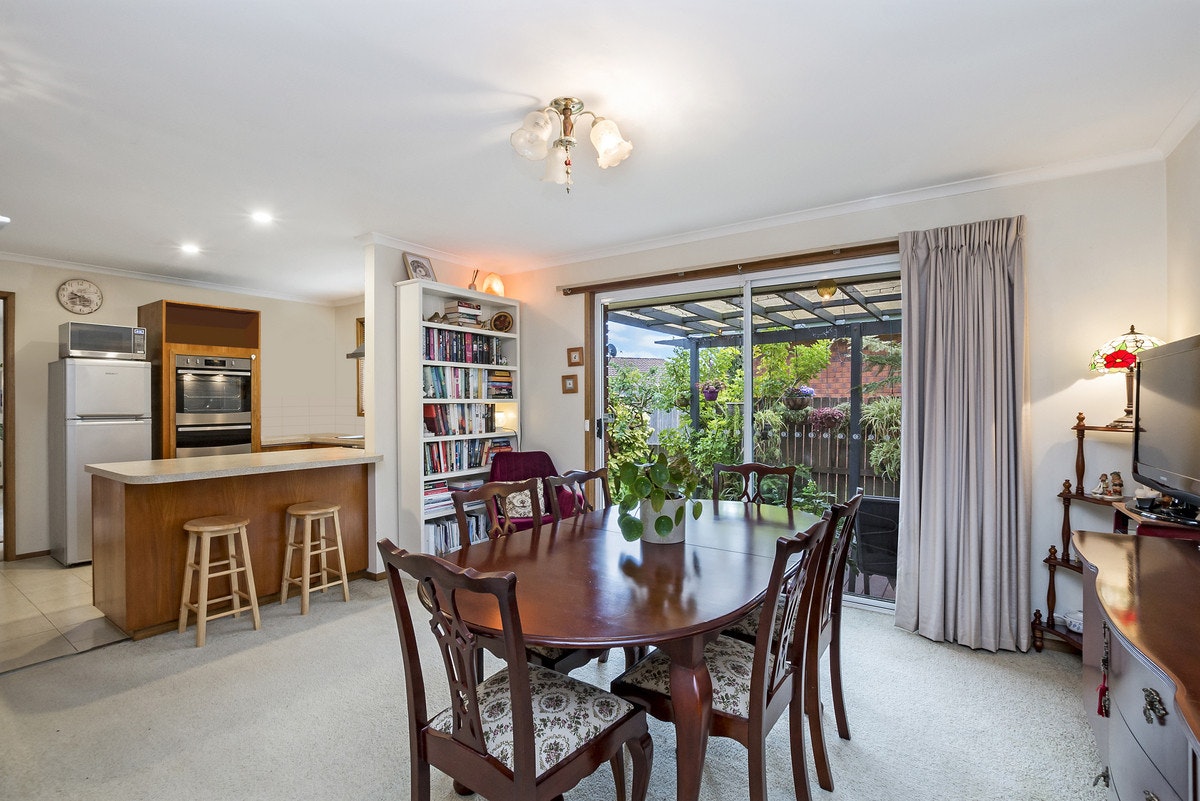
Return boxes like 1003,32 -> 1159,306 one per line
533,148 -> 1167,270
0,250 -> 318,305
1157,87 -> 1200,157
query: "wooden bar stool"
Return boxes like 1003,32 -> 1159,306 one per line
280,501 -> 349,614
178,515 -> 261,647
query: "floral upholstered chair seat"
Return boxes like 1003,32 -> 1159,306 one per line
430,664 -> 634,774
614,636 -> 769,719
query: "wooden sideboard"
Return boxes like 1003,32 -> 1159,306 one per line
1074,531 -> 1200,800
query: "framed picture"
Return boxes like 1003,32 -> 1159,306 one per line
561,374 -> 578,394
566,346 -> 584,366
403,252 -> 437,282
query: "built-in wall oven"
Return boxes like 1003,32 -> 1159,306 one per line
174,354 -> 254,457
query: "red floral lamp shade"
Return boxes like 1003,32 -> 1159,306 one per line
1089,324 -> 1164,428
1089,325 -> 1163,374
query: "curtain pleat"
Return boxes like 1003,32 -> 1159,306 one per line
894,216 -> 1030,652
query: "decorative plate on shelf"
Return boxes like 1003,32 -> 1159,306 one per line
489,311 -> 514,333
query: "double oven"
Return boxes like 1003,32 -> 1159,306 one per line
174,354 -> 254,457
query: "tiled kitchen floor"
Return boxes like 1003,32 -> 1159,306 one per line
0,557 -> 127,674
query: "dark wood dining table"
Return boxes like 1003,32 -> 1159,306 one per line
444,499 -> 819,801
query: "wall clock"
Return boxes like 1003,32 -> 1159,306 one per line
57,278 -> 104,315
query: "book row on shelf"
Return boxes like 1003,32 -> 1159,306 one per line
422,477 -> 485,516
425,327 -> 506,365
423,403 -> 497,437
422,365 -> 513,400
423,437 -> 513,476
424,512 -> 490,555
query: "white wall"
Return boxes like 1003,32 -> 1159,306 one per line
1166,121 -> 1200,340
0,257 -> 359,557
505,160 -> 1174,619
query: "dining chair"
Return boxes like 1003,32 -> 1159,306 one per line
451,478 -> 543,549
451,478 -> 598,675
804,488 -> 864,792
609,511 -> 838,801
545,467 -> 611,521
712,462 -> 797,505
377,539 -> 653,801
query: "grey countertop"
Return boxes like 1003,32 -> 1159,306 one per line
85,448 -> 382,485
261,432 -> 366,448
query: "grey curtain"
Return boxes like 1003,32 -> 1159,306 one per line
894,216 -> 1031,652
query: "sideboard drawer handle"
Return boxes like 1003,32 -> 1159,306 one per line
1142,687 -> 1168,724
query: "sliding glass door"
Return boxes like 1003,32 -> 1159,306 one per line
595,262 -> 902,602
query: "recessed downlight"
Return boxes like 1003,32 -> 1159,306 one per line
180,243 -> 201,255
250,210 -> 274,224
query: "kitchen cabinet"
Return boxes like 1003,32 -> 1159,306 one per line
138,300 -> 261,457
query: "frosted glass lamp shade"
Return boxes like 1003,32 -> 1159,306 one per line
541,144 -> 570,185
510,111 -> 553,160
590,118 -> 632,168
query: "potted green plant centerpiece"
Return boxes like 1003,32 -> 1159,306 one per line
613,452 -> 703,543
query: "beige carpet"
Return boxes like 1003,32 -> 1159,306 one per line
0,578 -> 1105,800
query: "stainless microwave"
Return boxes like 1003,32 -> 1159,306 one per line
59,322 -> 148,360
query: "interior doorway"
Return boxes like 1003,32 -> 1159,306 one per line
1,291 -> 12,562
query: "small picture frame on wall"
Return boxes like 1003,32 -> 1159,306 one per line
403,252 -> 437,282
566,346 -> 584,366
561,374 -> 578,394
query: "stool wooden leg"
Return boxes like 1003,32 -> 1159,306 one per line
281,513 -> 297,605
317,516 -> 330,595
332,510 -> 349,602
226,529 -> 242,619
300,517 -> 313,615
196,533 -> 212,647
179,532 -> 198,634
238,524 -> 262,631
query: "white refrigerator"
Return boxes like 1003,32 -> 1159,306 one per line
49,358 -> 152,565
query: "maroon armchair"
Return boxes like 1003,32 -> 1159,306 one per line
487,450 -> 574,530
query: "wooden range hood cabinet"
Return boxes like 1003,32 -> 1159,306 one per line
137,300 -> 262,458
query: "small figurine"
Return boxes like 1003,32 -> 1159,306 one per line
1092,473 -> 1110,497
1109,471 -> 1124,497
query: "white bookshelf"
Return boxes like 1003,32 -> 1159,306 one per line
396,279 -> 520,555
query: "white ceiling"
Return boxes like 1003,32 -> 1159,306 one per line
1,2 -> 1198,305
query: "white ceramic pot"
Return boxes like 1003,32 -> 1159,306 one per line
640,497 -> 686,544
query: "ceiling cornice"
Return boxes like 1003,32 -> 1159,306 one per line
530,148 -> 1167,271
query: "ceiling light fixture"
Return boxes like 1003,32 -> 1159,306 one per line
251,211 -> 274,224
510,96 -> 632,193
180,243 -> 201,255
0,215 -> 10,230
816,279 -> 838,300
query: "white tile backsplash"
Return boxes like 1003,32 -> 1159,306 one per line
260,396 -> 364,438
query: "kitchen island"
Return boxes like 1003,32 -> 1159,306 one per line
86,448 -> 382,639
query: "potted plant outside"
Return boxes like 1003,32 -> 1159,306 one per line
782,384 -> 815,410
612,452 -> 703,543
808,405 -> 848,433
696,380 -> 725,401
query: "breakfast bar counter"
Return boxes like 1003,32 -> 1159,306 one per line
86,449 -> 382,639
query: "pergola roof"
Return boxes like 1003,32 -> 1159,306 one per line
606,275 -> 902,346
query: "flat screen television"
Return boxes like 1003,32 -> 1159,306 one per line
1132,333 -> 1200,525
